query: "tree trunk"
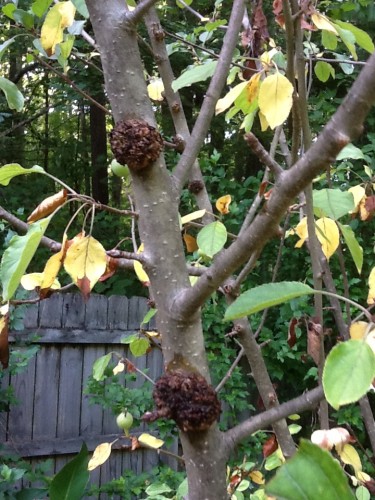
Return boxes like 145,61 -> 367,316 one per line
90,92 -> 108,204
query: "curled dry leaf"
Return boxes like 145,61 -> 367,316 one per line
263,434 -> 278,458
216,195 -> 232,215
87,442 -> 112,471
287,317 -> 298,348
28,189 -> 68,223
99,256 -> 119,282
311,427 -> 351,451
113,361 -> 125,375
183,233 -> 198,253
138,433 -> 164,449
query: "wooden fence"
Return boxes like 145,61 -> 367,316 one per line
0,294 -> 178,498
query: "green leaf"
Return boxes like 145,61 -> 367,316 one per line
197,221 -> 227,258
92,353 -> 111,381
0,77 -> 24,112
321,30 -> 337,50
336,143 -> 365,160
266,440 -> 355,500
288,424 -> 302,435
49,443 -> 89,500
334,20 -> 374,54
0,217 -> 52,300
323,340 -> 375,409
141,308 -> 157,325
314,61 -> 335,82
2,3 -> 16,19
145,483 -> 172,496
70,0 -> 89,18
224,282 -> 314,321
13,9 -> 35,29
32,0 -> 54,18
0,164 -> 45,185
172,60 -> 217,92
176,478 -> 188,500
0,37 -> 16,62
313,189 -> 354,220
356,485 -> 370,500
16,488 -> 48,500
334,24 -> 357,60
121,333 -> 138,344
130,338 -> 150,357
337,222 -> 363,274
176,0 -> 192,8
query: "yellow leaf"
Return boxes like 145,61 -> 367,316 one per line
293,217 -> 339,258
216,194 -> 232,215
349,321 -> 369,340
147,78 -> 165,102
40,1 -> 76,55
367,266 -> 375,304
337,444 -> 362,475
294,217 -> 308,248
40,233 -> 68,290
249,470 -> 265,485
216,81 -> 248,115
21,272 -> 61,291
258,73 -> 293,129
315,217 -> 339,259
245,72 -> 261,104
134,243 -> 150,285
311,12 -> 339,35
113,361 -> 125,375
64,235 -> 107,292
348,185 -> 366,213
88,442 -> 112,471
138,433 -> 164,449
356,471 -> 372,483
260,48 -> 279,66
181,209 -> 206,225
258,110 -> 269,132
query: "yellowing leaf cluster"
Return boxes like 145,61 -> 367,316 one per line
293,217 -> 339,259
41,1 -> 76,55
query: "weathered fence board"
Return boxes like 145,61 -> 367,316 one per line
1,294 -> 178,499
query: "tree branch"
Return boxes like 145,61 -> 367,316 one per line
126,0 -> 161,24
225,386 -> 324,451
173,51 -> 375,318
173,0 -> 246,190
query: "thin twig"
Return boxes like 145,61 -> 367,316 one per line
127,0 -> 161,25
244,133 -> 284,179
34,55 -> 110,114
123,357 -> 155,385
215,347 -> 244,392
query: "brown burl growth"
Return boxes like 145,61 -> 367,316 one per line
143,371 -> 221,432
109,119 -> 163,171
188,179 -> 204,194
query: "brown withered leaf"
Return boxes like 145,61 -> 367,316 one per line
288,317 -> 298,348
307,319 -> 321,365
263,434 -> 278,458
0,314 -> 9,369
27,189 -> 68,223
183,233 -> 198,253
126,359 -> 137,373
77,275 -> 91,302
251,0 -> 269,57
365,195 -> 375,215
99,256 -> 119,282
258,181 -> 268,198
131,436 -> 140,451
